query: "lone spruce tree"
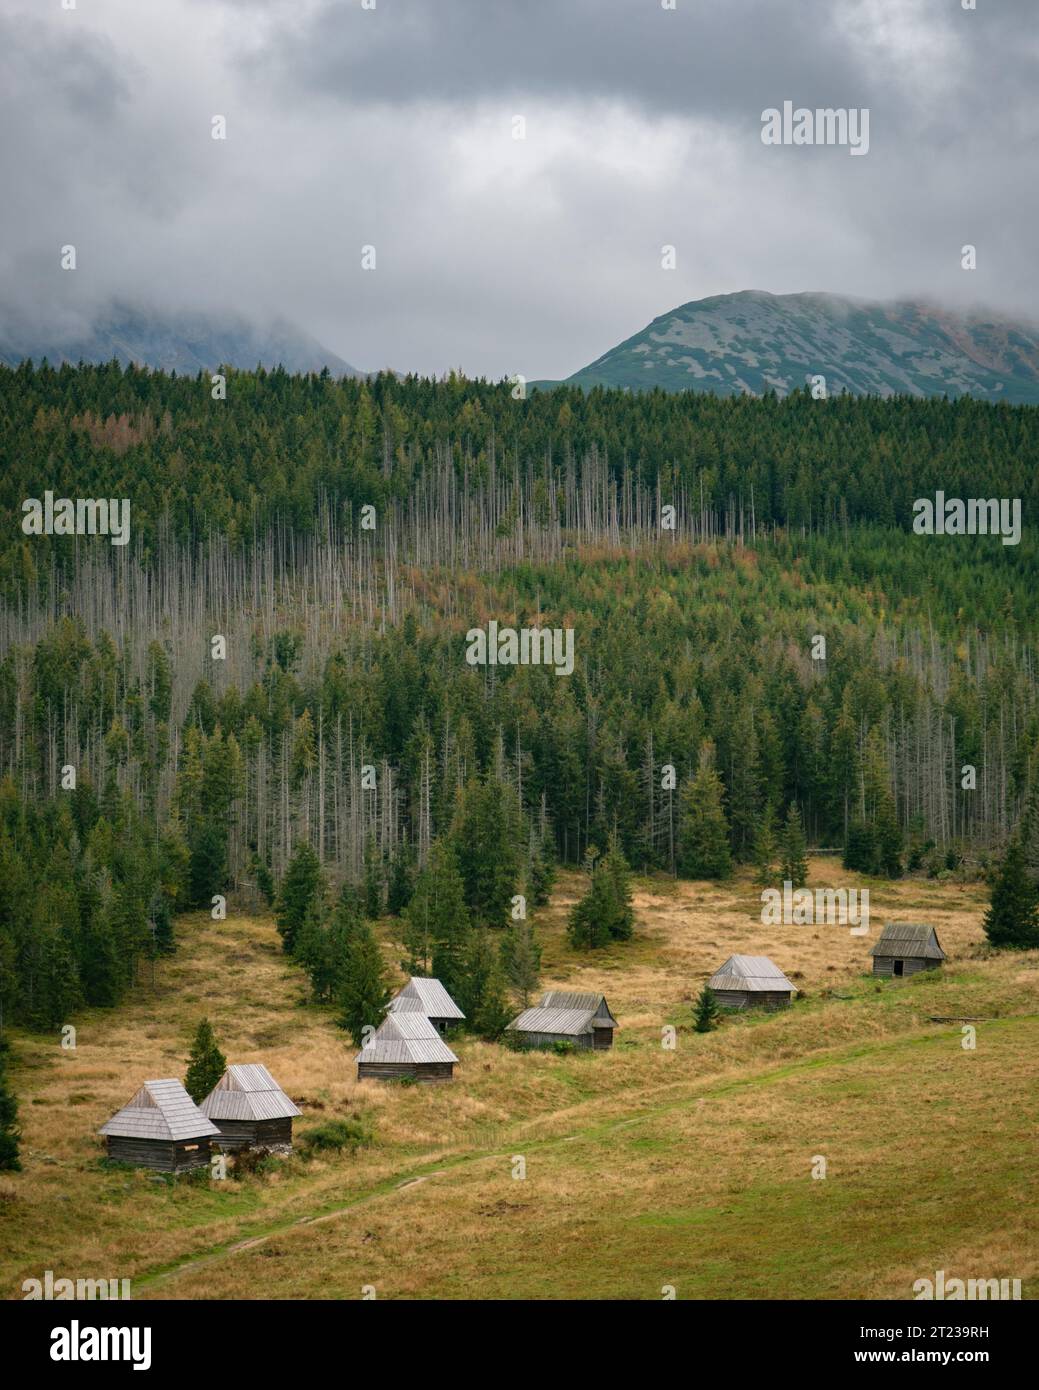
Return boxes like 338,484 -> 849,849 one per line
753,802 -> 781,888
294,902 -> 333,1002
984,836 -> 1039,949
458,929 -> 512,1039
188,821 -> 227,908
337,919 -> 390,1046
567,849 -> 612,949
500,919 -> 542,1007
601,832 -> 635,941
275,840 -> 323,955
780,804 -> 809,889
677,741 -> 732,880
527,829 -> 556,907
693,985 -> 720,1034
451,774 -> 522,927
405,839 -> 470,998
185,1018 -> 226,1103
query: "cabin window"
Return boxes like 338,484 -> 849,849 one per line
182,1144 -> 199,1151
893,960 -> 904,977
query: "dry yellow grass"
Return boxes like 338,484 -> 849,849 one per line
2,859 -> 1037,1300
177,1018 -> 1038,1301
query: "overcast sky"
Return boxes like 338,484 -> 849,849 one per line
1,0 -> 1035,379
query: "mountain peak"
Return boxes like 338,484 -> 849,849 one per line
547,291 -> 1039,403
0,302 -> 365,378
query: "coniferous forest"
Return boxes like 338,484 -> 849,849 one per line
1,362 -> 1038,1038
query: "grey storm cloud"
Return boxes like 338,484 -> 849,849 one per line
259,1 -> 875,119
252,0 -> 1037,135
0,14 -> 131,120
2,0 -> 1037,380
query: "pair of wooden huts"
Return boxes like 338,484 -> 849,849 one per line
702,923 -> 948,1014
100,1064 -> 300,1173
386,976 -> 466,1034
353,977 -> 623,1077
505,991 -> 619,1049
355,976 -> 463,1083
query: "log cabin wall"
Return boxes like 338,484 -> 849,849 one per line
714,989 -> 793,1010
872,956 -> 939,978
212,1117 -> 294,1151
105,1136 -> 212,1172
515,1031 -> 594,1050
357,1062 -> 454,1082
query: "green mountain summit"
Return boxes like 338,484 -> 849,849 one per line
538,290 -> 1039,404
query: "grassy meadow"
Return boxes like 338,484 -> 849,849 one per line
2,859 -> 1037,1301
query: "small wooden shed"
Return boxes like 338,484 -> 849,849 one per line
707,955 -> 796,1010
386,976 -> 465,1035
506,991 -> 619,1050
871,923 -> 946,978
356,1012 -> 458,1083
199,1064 -> 302,1153
99,1078 -> 220,1173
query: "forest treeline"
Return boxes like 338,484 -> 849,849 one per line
1,361 -> 1037,593
2,365 -> 1038,1043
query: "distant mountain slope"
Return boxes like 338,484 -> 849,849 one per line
538,291 -> 1039,404
0,303 -> 364,377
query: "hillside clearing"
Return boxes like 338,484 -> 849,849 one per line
3,861 -> 1037,1300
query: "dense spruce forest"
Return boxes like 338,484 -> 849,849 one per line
1,361 -> 1037,1039
2,360 -> 1039,574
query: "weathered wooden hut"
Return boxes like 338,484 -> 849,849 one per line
355,1012 -> 458,1082
99,1078 -> 220,1172
707,955 -> 796,1010
386,976 -> 465,1035
870,923 -> 946,978
199,1064 -> 301,1153
506,991 -> 619,1050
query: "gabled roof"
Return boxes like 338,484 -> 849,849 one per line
870,923 -> 946,960
539,991 -> 617,1025
199,1064 -> 302,1122
99,1079 -> 220,1142
708,954 -> 796,994
508,1006 -> 599,1036
386,976 -> 465,1020
356,1012 -> 458,1066
507,989 -> 619,1037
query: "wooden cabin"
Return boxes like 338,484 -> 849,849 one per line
386,976 -> 465,1035
199,1064 -> 301,1153
99,1078 -> 220,1173
707,955 -> 796,1010
506,991 -> 619,1050
871,923 -> 946,978
356,1012 -> 458,1082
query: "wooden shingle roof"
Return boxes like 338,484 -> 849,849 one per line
708,954 -> 796,994
356,1012 -> 459,1065
99,1079 -> 220,1142
870,923 -> 946,960
508,991 -> 618,1037
540,990 -> 613,1016
199,1064 -> 302,1122
507,1006 -> 596,1036
386,976 -> 465,1020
